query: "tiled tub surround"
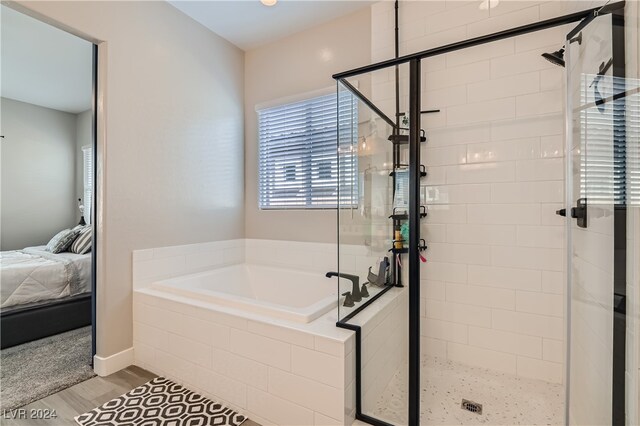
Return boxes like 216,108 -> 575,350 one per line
132,239 -> 407,425
370,0 -> 569,384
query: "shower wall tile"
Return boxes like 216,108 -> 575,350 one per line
372,0 -> 567,384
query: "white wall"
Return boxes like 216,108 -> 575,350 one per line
12,1 -> 245,361
75,109 -> 91,223
0,97 -> 77,250
244,8 -> 371,244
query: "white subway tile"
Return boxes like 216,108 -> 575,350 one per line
445,162 -> 516,185
212,349 -> 268,391
134,342 -> 155,367
423,145 -> 468,167
491,181 -> 563,203
492,309 -> 563,339
468,326 -> 542,359
421,318 -> 468,344
428,122 -> 492,147
517,356 -> 563,383
445,282 -> 515,310
424,184 -> 492,205
467,72 -> 540,103
421,280 -> 446,301
468,265 -> 541,291
230,329 -> 291,371
516,158 -> 564,181
540,68 -> 564,91
291,346 -> 343,388
132,249 -> 153,263
421,337 -> 447,358
425,299 -> 492,328
133,321 -> 169,351
424,2 -> 489,35
490,47 -> 555,79
313,337 -> 344,358
446,224 -> 516,245
155,350 -> 199,386
516,291 -> 564,317
516,225 -> 564,248
167,333 -> 212,368
426,61 -> 491,90
424,204 -> 467,223
514,24 -> 572,52
491,114 -> 563,140
314,412 -> 343,426
422,85 -> 467,109
195,367 -> 247,409
421,261 -> 468,284
268,368 -> 343,420
447,342 -> 517,374
445,38 -> 514,68
466,138 -> 541,164
492,245 -> 563,271
541,203 -> 566,226
447,98 -> 516,126
134,256 -> 185,280
541,270 -> 564,294
467,203 -> 540,225
516,90 -> 563,117
469,5 -> 539,38
426,242 -> 492,265
540,135 -> 564,158
247,321 -> 314,349
247,387 -> 314,426
543,338 -> 564,363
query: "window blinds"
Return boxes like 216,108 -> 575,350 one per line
82,146 -> 93,224
579,75 -> 640,206
258,91 -> 358,209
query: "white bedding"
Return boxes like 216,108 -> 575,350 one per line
0,246 -> 91,310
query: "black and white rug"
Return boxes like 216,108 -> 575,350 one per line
75,377 -> 247,426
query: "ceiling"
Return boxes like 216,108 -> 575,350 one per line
1,5 -> 93,114
169,0 -> 374,51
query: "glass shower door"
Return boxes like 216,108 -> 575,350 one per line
565,8 -> 630,424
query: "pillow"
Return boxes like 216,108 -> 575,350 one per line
71,227 -> 92,254
46,228 -> 80,253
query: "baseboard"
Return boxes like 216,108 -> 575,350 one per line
93,347 -> 134,377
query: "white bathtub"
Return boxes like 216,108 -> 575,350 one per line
149,263 -> 338,323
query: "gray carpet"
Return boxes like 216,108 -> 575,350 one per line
1,326 -> 96,410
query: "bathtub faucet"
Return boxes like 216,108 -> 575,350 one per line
325,271 -> 361,303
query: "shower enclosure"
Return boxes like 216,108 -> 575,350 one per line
333,2 -> 638,425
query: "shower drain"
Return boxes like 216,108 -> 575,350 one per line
461,399 -> 483,415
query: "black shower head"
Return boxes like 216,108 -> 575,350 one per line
542,47 -> 565,67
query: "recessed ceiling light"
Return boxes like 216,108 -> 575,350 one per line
261,0 -> 277,6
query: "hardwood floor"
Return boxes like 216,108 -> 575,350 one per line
1,366 -> 260,426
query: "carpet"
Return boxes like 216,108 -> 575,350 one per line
0,326 -> 95,410
75,377 -> 247,426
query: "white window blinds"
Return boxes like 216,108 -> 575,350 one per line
82,146 -> 93,224
580,74 -> 640,206
258,91 -> 358,209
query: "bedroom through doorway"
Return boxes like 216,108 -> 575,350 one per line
0,4 -> 98,411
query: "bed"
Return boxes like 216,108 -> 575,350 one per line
0,246 -> 92,348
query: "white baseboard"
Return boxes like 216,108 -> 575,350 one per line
93,347 -> 134,377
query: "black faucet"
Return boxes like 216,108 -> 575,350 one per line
325,271 -> 361,303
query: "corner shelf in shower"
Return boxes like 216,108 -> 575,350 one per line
389,164 -> 427,178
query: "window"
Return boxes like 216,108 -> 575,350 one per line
258,91 -> 358,209
579,74 -> 640,206
82,146 -> 93,224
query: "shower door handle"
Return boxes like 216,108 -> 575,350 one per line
555,198 -> 587,228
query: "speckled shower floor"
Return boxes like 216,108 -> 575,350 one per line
371,356 -> 564,425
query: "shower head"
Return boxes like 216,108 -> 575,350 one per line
541,47 -> 565,67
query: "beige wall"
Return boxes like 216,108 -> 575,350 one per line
244,8 -> 371,244
12,1 -> 245,360
0,97 -> 78,250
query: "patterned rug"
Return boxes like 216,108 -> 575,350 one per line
75,377 -> 247,426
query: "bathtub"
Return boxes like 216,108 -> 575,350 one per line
149,263 -> 338,323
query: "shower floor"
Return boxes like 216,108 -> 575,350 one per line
371,356 -> 564,425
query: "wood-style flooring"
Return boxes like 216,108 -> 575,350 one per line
1,366 -> 260,426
